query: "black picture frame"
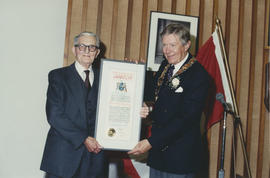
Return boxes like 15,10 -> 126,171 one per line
146,11 -> 199,71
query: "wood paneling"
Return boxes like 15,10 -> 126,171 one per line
175,0 -> 186,15
160,0 -> 172,13
227,0 -> 240,85
190,1 -> 200,16
125,0 -> 143,60
85,0 -> 99,33
63,0 -> 270,177
100,0 -> 114,58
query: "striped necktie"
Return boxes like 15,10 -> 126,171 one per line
167,65 -> 175,80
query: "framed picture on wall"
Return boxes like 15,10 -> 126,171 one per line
146,11 -> 199,71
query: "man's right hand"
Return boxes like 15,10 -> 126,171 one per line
84,136 -> 103,154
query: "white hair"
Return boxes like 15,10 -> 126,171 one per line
73,31 -> 100,47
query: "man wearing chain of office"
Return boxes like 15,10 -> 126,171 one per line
129,24 -> 210,178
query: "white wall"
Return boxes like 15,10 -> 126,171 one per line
0,0 -> 68,177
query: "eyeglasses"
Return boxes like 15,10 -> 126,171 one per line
75,44 -> 98,52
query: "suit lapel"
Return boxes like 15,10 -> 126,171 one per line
87,66 -> 99,108
66,63 -> 87,119
182,53 -> 193,66
172,54 -> 195,78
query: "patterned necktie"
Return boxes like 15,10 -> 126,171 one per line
84,70 -> 91,89
167,65 -> 175,80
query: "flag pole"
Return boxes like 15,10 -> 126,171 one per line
215,18 -> 238,115
215,18 -> 252,178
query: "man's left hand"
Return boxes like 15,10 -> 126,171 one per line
140,102 -> 149,118
128,139 -> 152,155
84,136 -> 103,154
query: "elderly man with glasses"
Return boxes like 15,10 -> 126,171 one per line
40,32 -> 107,178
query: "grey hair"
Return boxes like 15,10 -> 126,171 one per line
73,31 -> 100,48
160,24 -> 190,45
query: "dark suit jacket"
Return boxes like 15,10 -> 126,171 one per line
147,54 -> 210,174
40,63 -> 106,177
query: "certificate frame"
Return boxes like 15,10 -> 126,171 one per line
146,11 -> 199,71
95,58 -> 146,151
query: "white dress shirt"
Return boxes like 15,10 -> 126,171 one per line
172,53 -> 189,76
75,61 -> 94,86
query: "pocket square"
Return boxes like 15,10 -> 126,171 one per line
175,86 -> 183,93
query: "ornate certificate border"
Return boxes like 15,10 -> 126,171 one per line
95,58 -> 145,151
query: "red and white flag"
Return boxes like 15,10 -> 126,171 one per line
123,157 -> 150,178
196,27 -> 234,129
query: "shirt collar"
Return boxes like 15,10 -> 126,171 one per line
75,61 -> 93,82
75,61 -> 92,74
173,53 -> 189,75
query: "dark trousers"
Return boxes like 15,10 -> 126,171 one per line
150,167 -> 195,178
46,149 -> 107,178
45,173 -> 105,178
45,173 -> 62,178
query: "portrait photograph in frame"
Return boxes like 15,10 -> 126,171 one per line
146,11 -> 199,71
94,58 -> 145,151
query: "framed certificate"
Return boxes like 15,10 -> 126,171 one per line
95,58 -> 146,151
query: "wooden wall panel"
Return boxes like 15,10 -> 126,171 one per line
208,123 -> 220,178
63,0 -> 270,177
217,0 -> 227,35
227,0 -> 240,85
250,1 -> 266,178
80,0 -> 88,30
175,0 -> 186,14
247,0 -> 258,177
100,0 -> 114,58
125,0 -> 143,60
235,0 -> 244,105
139,0 -> 148,60
237,0 -> 253,176
202,0 -> 214,43
198,0 -> 205,47
142,0 -> 158,60
110,0 -> 129,60
67,0 -> 84,65
190,0 -> 200,16
160,0 -> 172,13
85,0 -> 99,33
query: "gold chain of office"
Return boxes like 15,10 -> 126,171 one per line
155,58 -> 197,101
